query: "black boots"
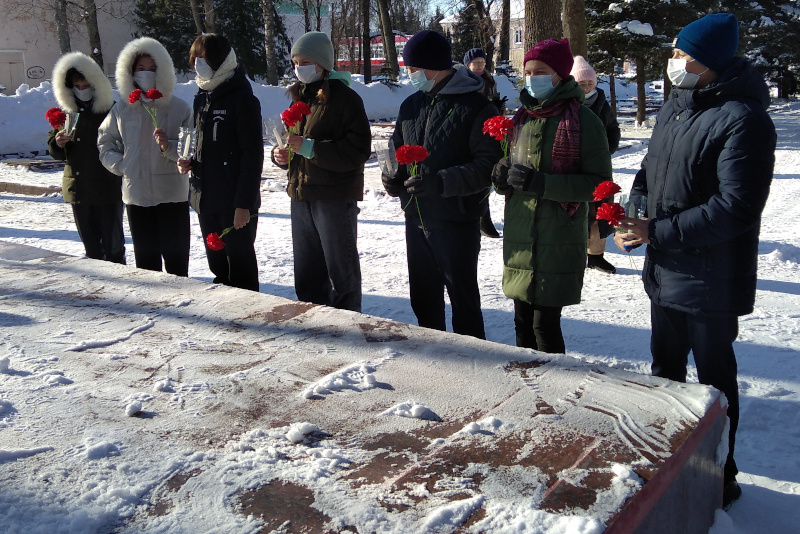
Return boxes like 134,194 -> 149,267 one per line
480,213 -> 501,238
723,479 -> 742,510
587,253 -> 616,274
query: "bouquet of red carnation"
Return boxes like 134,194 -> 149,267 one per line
395,144 -> 430,232
205,214 -> 258,251
482,116 -> 514,157
45,107 -> 67,129
129,89 -> 163,128
279,101 -> 312,174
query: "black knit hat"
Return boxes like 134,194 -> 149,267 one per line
463,48 -> 486,67
403,30 -> 452,70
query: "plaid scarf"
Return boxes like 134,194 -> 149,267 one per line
513,94 -> 582,215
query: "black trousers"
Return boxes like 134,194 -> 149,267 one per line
513,300 -> 565,353
126,202 -> 190,277
71,202 -> 126,264
406,217 -> 485,339
650,302 -> 740,482
198,209 -> 259,291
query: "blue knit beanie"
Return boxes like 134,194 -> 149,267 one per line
675,13 -> 739,72
463,48 -> 486,67
403,30 -> 452,70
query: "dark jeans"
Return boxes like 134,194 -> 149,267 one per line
513,300 -> 565,353
126,202 -> 190,277
198,209 -> 259,291
650,302 -> 740,482
71,202 -> 126,264
291,198 -> 361,312
406,217 -> 485,339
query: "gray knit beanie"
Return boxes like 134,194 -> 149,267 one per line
291,31 -> 334,72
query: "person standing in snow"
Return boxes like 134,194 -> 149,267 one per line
463,47 -> 503,239
613,13 -> 776,509
383,30 -> 503,339
271,31 -> 371,312
570,55 -> 621,275
98,37 -> 193,277
491,38 -> 612,353
178,34 -> 263,291
47,52 -> 125,265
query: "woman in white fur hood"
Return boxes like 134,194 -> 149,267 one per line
47,51 -> 125,264
98,37 -> 193,276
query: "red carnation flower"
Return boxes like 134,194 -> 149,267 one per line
290,101 -> 311,116
482,116 -> 514,141
145,89 -> 163,100
596,202 -> 626,226
593,181 -> 622,202
205,232 -> 225,251
45,107 -> 66,128
395,144 -> 428,165
129,89 -> 143,104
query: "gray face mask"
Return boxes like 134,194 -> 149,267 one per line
133,70 -> 156,92
73,86 -> 94,101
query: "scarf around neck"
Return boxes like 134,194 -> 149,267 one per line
513,90 -> 583,215
195,49 -> 237,92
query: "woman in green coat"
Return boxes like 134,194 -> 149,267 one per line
492,39 -> 612,352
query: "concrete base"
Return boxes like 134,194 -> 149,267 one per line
0,241 -> 726,532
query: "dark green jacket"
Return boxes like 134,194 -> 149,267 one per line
47,101 -> 121,205
503,79 -> 612,306
276,73 -> 371,202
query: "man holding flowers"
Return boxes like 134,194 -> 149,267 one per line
612,13 -> 776,509
383,30 -> 503,339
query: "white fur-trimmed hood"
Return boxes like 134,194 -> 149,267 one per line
52,52 -> 114,114
115,37 -> 177,104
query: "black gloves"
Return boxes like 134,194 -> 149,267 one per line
404,174 -> 442,197
507,164 -> 545,195
491,157 -> 511,192
382,173 -> 404,197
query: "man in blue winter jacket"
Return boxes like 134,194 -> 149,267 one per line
614,13 -> 776,510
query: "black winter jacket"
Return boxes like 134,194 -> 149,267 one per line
47,101 -> 122,205
189,66 -> 264,214
585,88 -> 620,154
390,66 -> 503,222
631,58 -> 776,317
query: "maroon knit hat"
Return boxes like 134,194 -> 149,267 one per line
523,38 -> 574,79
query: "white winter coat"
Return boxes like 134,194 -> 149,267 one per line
98,37 -> 192,207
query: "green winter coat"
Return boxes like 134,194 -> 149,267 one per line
503,79 -> 612,306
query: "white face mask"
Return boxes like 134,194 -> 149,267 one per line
133,70 -> 156,92
409,69 -> 436,92
294,64 -> 323,84
73,86 -> 94,101
525,73 -> 556,100
667,58 -> 707,89
195,57 -> 215,80
584,88 -> 597,99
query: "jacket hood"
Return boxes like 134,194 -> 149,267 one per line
52,52 -> 114,114
328,69 -> 352,87
437,65 -> 484,96
115,37 -> 177,103
672,58 -> 771,111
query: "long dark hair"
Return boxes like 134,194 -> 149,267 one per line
189,33 -> 232,71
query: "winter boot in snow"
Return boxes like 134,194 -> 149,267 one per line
587,254 -> 616,274
723,479 -> 742,510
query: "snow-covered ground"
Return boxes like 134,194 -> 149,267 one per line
1,78 -> 799,533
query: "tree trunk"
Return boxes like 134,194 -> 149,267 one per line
82,0 -> 104,69
473,0 -> 494,69
263,0 -> 279,85
609,74 -> 617,119
562,0 -> 586,57
376,0 -> 398,80
499,0 -> 510,63
55,0 -> 71,54
189,0 -> 204,34
302,0 -> 312,33
662,60 -> 672,103
362,0 -> 371,82
636,56 -> 646,126
523,0 -> 561,50
315,0 -> 322,31
203,0 -> 216,32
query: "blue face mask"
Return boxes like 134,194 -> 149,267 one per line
525,73 -> 557,101
409,69 -> 436,92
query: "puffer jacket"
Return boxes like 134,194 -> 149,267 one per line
630,58 -> 776,317
97,37 -> 192,207
503,79 -> 612,306
273,71 -> 371,202
391,65 -> 503,222
189,65 -> 263,214
46,52 -> 121,205
585,88 -> 620,154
